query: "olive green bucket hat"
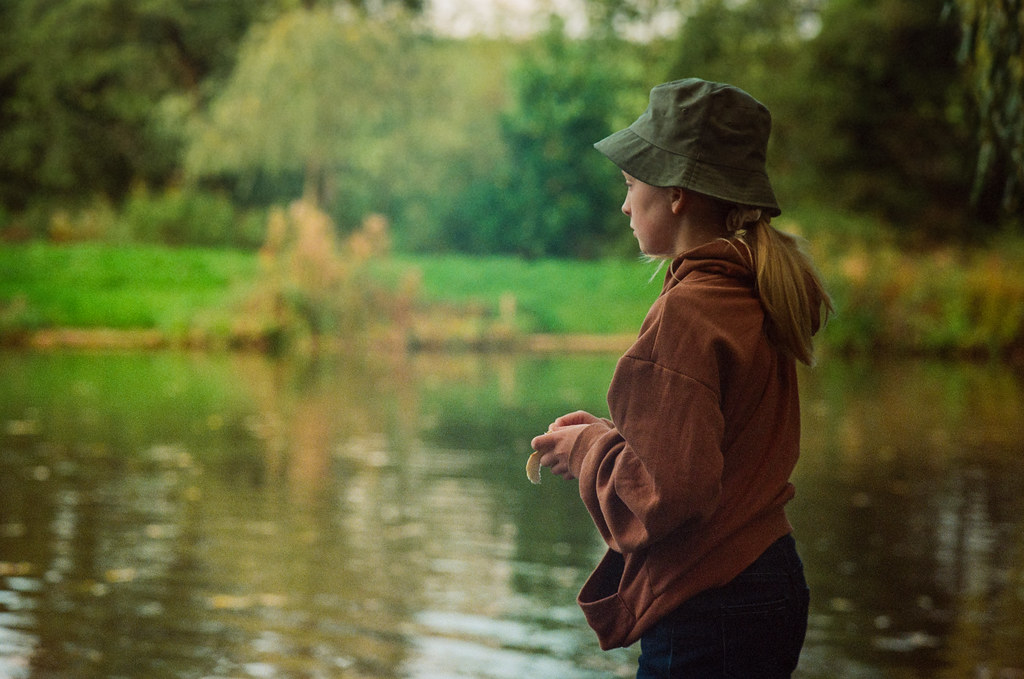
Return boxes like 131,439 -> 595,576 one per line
594,78 -> 780,216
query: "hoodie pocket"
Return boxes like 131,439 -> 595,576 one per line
577,549 -> 636,650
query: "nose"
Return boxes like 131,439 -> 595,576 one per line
621,196 -> 630,216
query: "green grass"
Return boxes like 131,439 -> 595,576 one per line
3,239 -> 1024,359
370,255 -> 662,334
0,242 -> 661,336
0,242 -> 257,330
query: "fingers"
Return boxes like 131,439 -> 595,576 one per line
528,434 -> 569,480
539,452 -> 569,477
529,417 -> 592,482
530,431 -> 553,452
552,410 -> 599,428
541,451 -> 577,480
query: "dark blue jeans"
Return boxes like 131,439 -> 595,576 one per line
636,534 -> 810,679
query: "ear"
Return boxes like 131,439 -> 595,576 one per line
669,187 -> 687,215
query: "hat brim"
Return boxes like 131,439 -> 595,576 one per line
594,128 -> 781,217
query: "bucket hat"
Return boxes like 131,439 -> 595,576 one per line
594,78 -> 780,216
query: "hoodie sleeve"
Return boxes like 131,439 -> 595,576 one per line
569,354 -> 726,554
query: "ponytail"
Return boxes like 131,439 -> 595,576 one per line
726,209 -> 833,366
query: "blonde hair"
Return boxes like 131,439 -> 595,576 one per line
725,207 -> 833,366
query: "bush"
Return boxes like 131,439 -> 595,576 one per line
819,244 -> 1024,359
230,201 -> 402,352
115,186 -> 265,248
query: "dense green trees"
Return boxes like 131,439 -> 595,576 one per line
453,24 -> 629,257
0,0 -> 1021,254
661,0 -> 977,238
797,0 -> 972,236
0,0 -> 278,210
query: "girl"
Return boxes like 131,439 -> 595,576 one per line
530,78 -> 832,678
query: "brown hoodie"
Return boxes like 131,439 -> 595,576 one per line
564,239 -> 802,649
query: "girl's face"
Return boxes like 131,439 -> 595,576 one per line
620,172 -> 682,257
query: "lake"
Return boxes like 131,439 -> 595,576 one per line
1,350 -> 1023,678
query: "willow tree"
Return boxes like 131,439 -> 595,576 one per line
186,7 -> 416,211
951,0 -> 1024,226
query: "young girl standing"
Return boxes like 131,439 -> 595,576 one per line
530,78 -> 832,678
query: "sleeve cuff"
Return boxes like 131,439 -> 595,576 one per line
568,420 -> 616,478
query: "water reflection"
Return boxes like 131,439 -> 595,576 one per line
1,351 -> 1023,678
794,359 -> 1024,679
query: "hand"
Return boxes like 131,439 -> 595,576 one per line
529,428 -> 581,480
530,411 -> 602,481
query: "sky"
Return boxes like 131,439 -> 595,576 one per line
423,0 -> 683,40
424,0 -> 589,38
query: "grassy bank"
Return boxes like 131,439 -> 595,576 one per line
368,255 -> 661,334
0,242 -> 257,331
0,242 -> 658,350
2,238 -> 1024,360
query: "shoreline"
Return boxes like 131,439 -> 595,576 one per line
1,327 -> 639,355
3,327 -> 1021,366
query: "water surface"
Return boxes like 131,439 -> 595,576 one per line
1,351 -> 1023,678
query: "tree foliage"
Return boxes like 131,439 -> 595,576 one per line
951,0 -> 1024,225
434,24 -> 633,258
2,0 -> 1022,251
500,26 -> 631,257
190,9 -> 390,202
0,0 -> 277,210
186,6 -> 453,236
663,0 -> 976,238
796,0 -> 972,235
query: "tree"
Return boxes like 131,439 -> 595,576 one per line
0,0 -> 277,210
798,0 -> 972,235
185,7 -> 418,218
662,0 -> 975,237
494,23 -> 631,257
950,0 -> 1024,227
